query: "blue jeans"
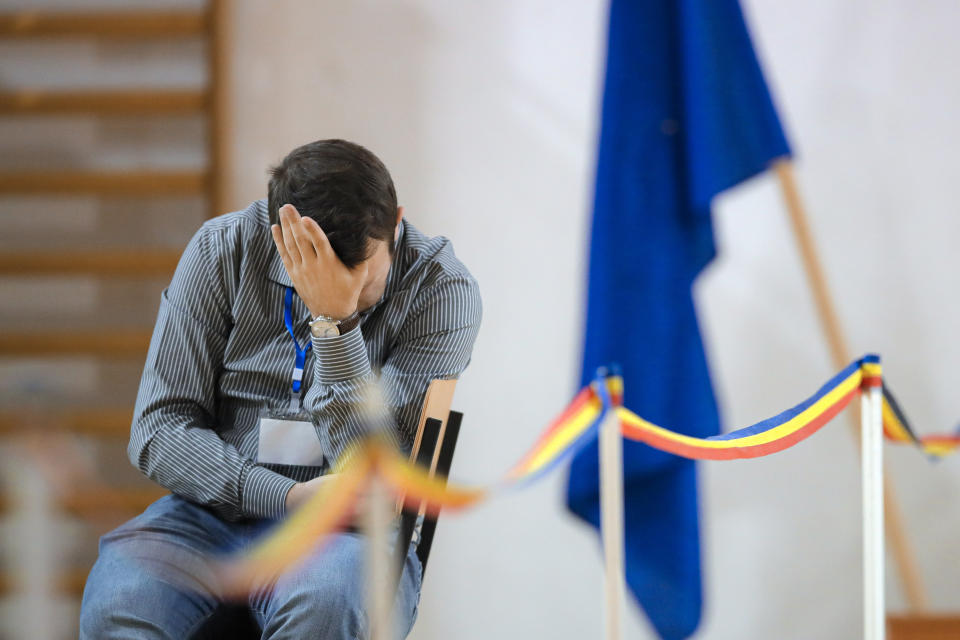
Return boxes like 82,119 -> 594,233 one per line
79,495 -> 422,639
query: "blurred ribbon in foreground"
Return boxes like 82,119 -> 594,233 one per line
216,355 -> 957,596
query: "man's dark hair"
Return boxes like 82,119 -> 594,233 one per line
267,139 -> 398,268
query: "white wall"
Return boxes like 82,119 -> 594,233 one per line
226,1 -> 960,638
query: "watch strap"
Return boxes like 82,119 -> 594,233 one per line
309,311 -> 361,338
337,311 -> 361,335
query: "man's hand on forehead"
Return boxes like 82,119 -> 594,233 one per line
271,203 -> 368,320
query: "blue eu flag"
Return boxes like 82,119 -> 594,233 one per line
566,0 -> 791,638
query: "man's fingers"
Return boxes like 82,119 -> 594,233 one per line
291,217 -> 318,261
279,203 -> 302,219
301,216 -> 334,257
278,205 -> 302,264
270,224 -> 293,269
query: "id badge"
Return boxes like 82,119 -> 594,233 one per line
257,406 -> 326,467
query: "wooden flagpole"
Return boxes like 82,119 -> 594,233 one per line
600,408 -> 626,640
862,383 -> 886,639
773,158 -> 926,611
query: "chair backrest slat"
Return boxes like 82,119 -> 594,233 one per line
408,379 -> 457,470
416,410 -> 462,577
391,416 -> 443,593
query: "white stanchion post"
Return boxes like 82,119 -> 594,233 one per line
600,408 -> 625,640
862,384 -> 885,640
364,476 -> 396,640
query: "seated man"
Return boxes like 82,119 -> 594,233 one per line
79,139 -> 482,639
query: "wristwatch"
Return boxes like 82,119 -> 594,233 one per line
309,311 -> 361,338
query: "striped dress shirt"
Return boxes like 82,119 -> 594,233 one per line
129,199 -> 482,521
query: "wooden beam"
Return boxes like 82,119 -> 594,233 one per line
0,408 -> 131,437
0,249 -> 179,277
0,170 -> 207,196
206,0 -> 232,219
0,330 -> 151,357
0,567 -> 102,598
0,11 -> 206,39
56,567 -> 90,597
888,615 -> 960,640
0,571 -> 15,597
0,89 -> 206,115
59,487 -> 167,516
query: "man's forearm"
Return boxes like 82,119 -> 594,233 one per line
130,409 -> 296,520
305,325 -> 405,455
304,313 -> 480,459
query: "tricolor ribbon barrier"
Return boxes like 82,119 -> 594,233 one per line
615,355 -> 881,460
216,354 -> 955,640
882,385 -> 960,458
216,378 -> 619,596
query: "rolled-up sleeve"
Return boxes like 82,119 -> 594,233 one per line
129,225 -> 295,520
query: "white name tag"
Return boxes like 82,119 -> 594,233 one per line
257,417 -> 326,466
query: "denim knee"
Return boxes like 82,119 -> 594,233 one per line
255,534 -> 422,640
260,563 -> 368,639
79,534 -> 218,639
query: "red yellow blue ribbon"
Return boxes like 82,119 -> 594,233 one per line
503,376 -> 621,485
882,385 -> 960,458
617,355 -> 881,460
219,353 -> 958,592
218,449 -> 374,596
217,377 -> 618,593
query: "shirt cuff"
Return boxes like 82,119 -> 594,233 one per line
241,463 -> 296,519
311,325 -> 372,384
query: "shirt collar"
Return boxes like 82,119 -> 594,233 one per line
265,244 -> 294,287
360,219 -> 408,317
382,219 -> 407,301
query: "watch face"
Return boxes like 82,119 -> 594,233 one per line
310,321 -> 339,338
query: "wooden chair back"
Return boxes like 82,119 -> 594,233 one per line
392,379 -> 461,587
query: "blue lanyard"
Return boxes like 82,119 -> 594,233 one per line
283,287 -> 307,405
